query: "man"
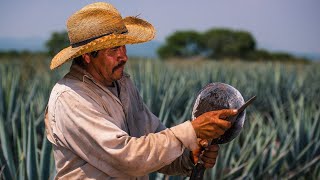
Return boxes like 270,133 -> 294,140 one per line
45,2 -> 237,179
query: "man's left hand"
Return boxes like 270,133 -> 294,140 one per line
192,143 -> 219,168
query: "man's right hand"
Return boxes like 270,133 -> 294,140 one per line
191,109 -> 237,140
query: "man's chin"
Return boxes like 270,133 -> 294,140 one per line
112,65 -> 125,80
113,71 -> 124,80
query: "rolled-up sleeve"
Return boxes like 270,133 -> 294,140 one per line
53,90 -> 198,177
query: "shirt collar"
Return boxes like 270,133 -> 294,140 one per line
68,63 -> 129,105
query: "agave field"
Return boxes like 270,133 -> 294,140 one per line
0,56 -> 319,180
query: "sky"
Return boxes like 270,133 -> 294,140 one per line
0,0 -> 319,54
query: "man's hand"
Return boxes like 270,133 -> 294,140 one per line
191,144 -> 220,168
191,109 -> 237,140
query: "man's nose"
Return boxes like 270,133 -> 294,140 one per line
117,45 -> 128,62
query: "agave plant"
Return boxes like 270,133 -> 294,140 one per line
0,62 -> 56,180
1,57 -> 319,180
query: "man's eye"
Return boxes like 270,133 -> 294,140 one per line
110,46 -> 120,51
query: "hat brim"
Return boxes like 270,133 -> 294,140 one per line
50,16 -> 155,70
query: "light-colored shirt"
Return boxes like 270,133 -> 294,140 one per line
106,81 -> 120,98
45,64 -> 198,179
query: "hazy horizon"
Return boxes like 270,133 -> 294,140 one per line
1,0 -> 319,55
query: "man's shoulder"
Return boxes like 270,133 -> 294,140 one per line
48,78 -> 73,104
48,76 -> 88,104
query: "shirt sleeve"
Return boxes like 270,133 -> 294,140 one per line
53,90 -> 198,177
131,84 -> 196,176
139,103 -> 195,176
156,149 -> 194,176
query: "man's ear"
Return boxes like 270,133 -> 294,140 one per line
82,54 -> 91,64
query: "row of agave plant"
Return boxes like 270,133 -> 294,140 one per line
128,60 -> 320,179
0,58 -> 319,179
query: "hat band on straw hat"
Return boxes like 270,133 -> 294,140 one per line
71,29 -> 128,48
50,2 -> 156,70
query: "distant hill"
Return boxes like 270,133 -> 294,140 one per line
0,37 -> 162,58
126,41 -> 162,58
292,52 -> 320,62
0,37 -> 46,51
0,37 -> 319,61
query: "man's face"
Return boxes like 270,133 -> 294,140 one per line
84,45 -> 128,86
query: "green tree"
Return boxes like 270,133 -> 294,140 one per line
45,31 -> 69,56
233,31 -> 256,57
157,31 -> 203,59
202,28 -> 256,58
247,49 -> 272,60
157,28 -> 256,60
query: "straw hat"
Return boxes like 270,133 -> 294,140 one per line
50,2 -> 155,69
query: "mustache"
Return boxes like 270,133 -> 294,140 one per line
112,61 -> 126,73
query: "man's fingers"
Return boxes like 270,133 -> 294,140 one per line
212,118 -> 232,130
199,139 -> 209,148
201,155 -> 216,164
192,146 -> 202,164
202,151 -> 218,159
192,109 -> 236,140
206,144 -> 219,152
218,109 -> 238,118
204,162 -> 216,169
211,124 -> 226,135
193,155 -> 199,164
202,131 -> 219,140
200,144 -> 220,168
201,155 -> 216,168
